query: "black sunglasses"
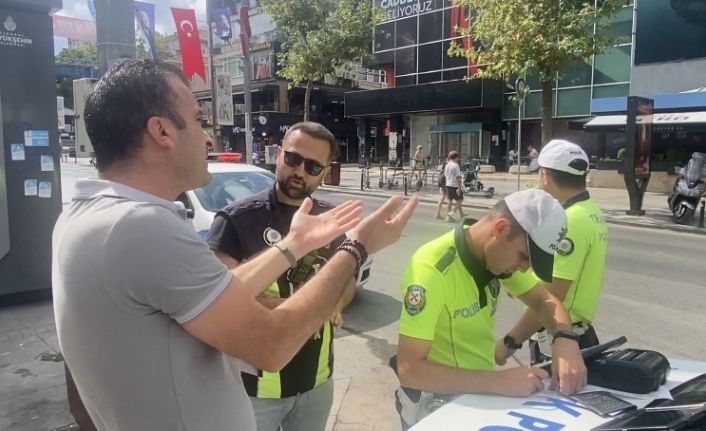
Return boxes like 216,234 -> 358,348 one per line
283,150 -> 328,176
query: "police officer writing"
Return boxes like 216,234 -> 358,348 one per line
394,189 -> 587,429
207,122 -> 356,431
496,139 -> 608,366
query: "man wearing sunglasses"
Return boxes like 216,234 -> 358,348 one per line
207,122 -> 355,431
393,189 -> 587,429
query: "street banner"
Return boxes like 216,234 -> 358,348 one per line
171,8 -> 206,81
135,1 -> 158,61
57,96 -> 65,131
86,0 -> 96,22
239,5 -> 251,55
52,16 -> 96,42
215,74 -> 234,126
210,7 -> 232,48
632,98 -> 654,176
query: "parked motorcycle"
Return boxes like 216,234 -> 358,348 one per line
667,152 -> 706,224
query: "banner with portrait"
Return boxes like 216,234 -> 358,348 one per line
252,51 -> 273,80
135,1 -> 157,60
216,74 -> 234,126
210,7 -> 232,49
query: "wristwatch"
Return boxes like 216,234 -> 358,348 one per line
274,240 -> 297,269
553,329 -> 580,344
503,334 -> 523,350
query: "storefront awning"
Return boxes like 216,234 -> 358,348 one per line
584,111 -> 706,129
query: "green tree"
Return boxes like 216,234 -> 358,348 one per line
136,31 -> 176,61
450,0 -> 628,145
55,44 -> 98,66
55,44 -> 98,109
260,0 -> 383,121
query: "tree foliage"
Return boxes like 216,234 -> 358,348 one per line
260,0 -> 384,120
55,44 -> 98,66
136,32 -> 175,61
450,0 -> 629,144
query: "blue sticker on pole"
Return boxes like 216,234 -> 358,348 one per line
24,130 -> 49,147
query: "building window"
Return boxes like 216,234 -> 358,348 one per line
559,61 -> 592,87
593,45 -> 631,84
609,6 -> 633,45
418,71 -> 442,84
374,22 -> 395,52
419,11 -> 443,44
524,91 -> 543,119
442,68 -> 466,81
395,16 -> 418,48
503,94 -> 518,120
593,84 -> 629,99
556,87 -> 591,117
396,75 -> 416,86
418,42 -> 442,72
395,46 -> 417,76
442,39 -> 467,69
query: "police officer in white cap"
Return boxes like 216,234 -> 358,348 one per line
393,188 -> 587,429
496,139 -> 608,365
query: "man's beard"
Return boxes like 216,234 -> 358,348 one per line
278,174 -> 314,200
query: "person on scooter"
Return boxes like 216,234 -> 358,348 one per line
495,139 -> 608,365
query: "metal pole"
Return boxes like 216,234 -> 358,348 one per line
95,0 -> 136,74
206,0 -> 221,152
514,78 -> 526,192
242,52 -> 254,165
517,99 -> 522,191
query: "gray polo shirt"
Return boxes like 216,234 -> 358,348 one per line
52,179 -> 255,431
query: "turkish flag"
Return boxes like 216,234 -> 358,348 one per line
171,7 -> 205,81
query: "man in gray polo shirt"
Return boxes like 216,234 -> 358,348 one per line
52,60 -> 418,430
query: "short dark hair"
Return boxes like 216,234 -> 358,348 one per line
488,200 -> 525,239
283,122 -> 338,161
448,151 -> 460,160
84,60 -> 189,171
543,167 -> 587,189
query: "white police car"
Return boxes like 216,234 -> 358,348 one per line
177,162 -> 275,239
410,359 -> 706,431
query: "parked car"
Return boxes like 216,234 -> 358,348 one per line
177,162 -> 275,239
206,152 -> 243,163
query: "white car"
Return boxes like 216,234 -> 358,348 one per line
410,358 -> 706,431
177,162 -> 275,239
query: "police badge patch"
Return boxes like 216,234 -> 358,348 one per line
404,285 -> 427,316
263,227 -> 283,246
557,238 -> 574,256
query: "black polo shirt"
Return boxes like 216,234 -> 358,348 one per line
206,186 -> 344,398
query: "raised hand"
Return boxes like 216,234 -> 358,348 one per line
349,195 -> 418,255
287,198 -> 363,259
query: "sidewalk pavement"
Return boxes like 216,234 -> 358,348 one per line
322,165 -> 706,235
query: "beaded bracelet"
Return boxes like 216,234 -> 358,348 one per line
337,239 -> 368,273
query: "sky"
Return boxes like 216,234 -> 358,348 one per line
54,0 -> 207,53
